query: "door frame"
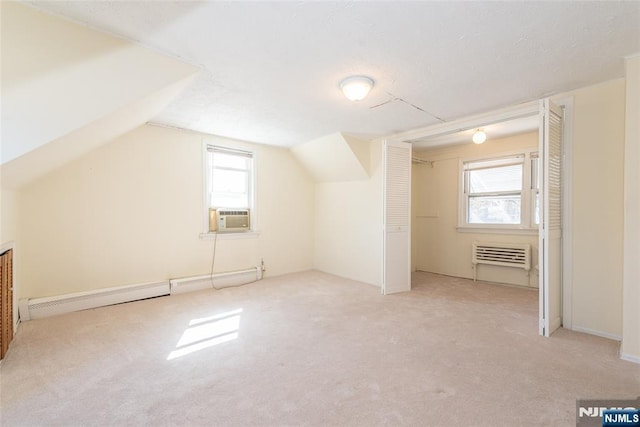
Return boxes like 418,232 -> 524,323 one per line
390,99 -> 574,332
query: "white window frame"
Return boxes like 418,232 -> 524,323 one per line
458,148 -> 538,234
200,142 -> 258,238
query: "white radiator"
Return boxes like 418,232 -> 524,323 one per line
19,281 -> 170,321
18,266 -> 264,321
170,266 -> 263,295
471,241 -> 531,281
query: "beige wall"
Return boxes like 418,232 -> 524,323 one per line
555,79 -> 626,339
14,124 -> 315,299
622,55 -> 640,361
412,132 -> 539,287
1,189 -> 19,244
313,140 -> 383,287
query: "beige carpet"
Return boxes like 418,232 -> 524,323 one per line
1,271 -> 638,426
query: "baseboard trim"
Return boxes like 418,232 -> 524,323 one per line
170,267 -> 262,295
620,352 -> 640,365
571,325 -> 622,341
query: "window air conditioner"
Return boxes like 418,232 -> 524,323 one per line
216,209 -> 250,232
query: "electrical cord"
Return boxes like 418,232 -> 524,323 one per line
209,231 -> 258,290
209,229 -> 220,290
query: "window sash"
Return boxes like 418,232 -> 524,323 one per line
207,145 -> 253,210
463,155 -> 524,171
466,164 -> 523,194
460,151 -> 538,229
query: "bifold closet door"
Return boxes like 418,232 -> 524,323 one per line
539,99 -> 564,337
382,140 -> 412,295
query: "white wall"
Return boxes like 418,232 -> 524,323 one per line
1,2 -> 197,165
15,124 -> 315,299
554,79 -> 626,339
412,132 -> 539,287
313,140 -> 383,286
622,55 -> 640,361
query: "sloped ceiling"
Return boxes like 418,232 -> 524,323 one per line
0,2 -> 199,187
22,1 -> 640,147
291,133 -> 370,183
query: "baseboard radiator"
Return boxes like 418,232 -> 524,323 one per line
19,281 -> 171,321
170,266 -> 263,295
19,266 -> 263,321
471,241 -> 531,281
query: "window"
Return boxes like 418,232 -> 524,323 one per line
205,145 -> 254,232
460,151 -> 538,230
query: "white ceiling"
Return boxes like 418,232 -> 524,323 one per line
26,1 -> 640,148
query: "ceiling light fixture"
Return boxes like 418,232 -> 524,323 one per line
340,75 -> 374,101
472,129 -> 487,144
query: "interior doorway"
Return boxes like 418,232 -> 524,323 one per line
393,99 -> 571,336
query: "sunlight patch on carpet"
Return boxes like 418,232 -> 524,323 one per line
167,308 -> 242,360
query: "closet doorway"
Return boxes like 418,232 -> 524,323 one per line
395,99 -> 571,336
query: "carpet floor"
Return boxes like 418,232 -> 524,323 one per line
1,270 -> 638,426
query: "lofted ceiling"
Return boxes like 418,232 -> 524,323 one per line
24,1 -> 640,148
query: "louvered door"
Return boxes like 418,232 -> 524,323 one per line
1,249 -> 14,360
382,140 -> 412,294
539,99 -> 563,337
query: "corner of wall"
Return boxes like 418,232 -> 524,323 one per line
622,55 -> 640,362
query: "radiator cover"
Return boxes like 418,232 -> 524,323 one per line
19,281 -> 170,321
471,241 -> 531,281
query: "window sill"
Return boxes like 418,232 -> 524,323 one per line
456,226 -> 538,236
199,231 -> 261,240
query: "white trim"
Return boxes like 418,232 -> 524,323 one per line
572,325 -> 621,342
201,141 -> 210,234
390,101 -> 539,143
170,267 -> 262,294
456,226 -> 537,236
620,352 -> 640,365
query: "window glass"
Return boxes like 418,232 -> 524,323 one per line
461,152 -> 538,229
213,152 -> 250,170
468,195 -> 521,224
468,164 -> 522,193
205,146 -> 254,231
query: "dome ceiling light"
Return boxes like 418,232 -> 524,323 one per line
340,76 -> 374,101
472,129 -> 487,144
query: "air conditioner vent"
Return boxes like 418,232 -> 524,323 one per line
216,208 -> 250,232
471,241 -> 531,281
